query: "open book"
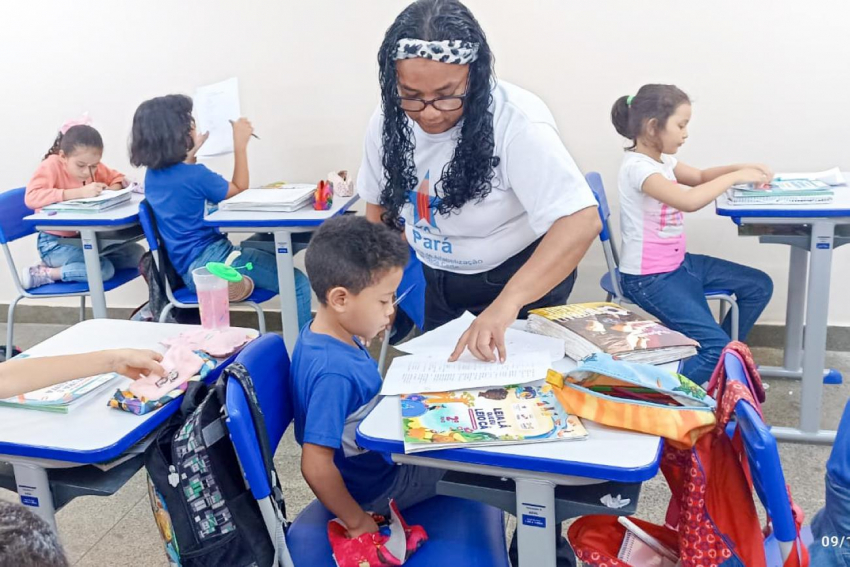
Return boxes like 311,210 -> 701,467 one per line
401,381 -> 587,453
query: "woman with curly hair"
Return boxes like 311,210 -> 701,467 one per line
358,0 -> 601,363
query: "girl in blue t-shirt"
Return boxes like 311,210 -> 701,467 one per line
129,94 -> 311,327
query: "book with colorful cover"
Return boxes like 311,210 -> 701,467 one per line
400,381 -> 587,453
0,371 -> 119,413
526,302 -> 698,365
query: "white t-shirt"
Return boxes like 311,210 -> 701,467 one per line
617,152 -> 687,276
357,80 -> 596,274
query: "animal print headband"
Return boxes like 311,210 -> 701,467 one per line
394,38 -> 479,64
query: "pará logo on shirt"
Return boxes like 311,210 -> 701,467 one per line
407,170 -> 454,255
407,170 -> 442,229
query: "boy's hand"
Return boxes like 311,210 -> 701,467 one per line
186,131 -> 210,163
107,349 -> 165,380
231,118 -> 254,150
345,511 -> 379,538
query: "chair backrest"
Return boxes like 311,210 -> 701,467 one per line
0,188 -> 35,244
585,172 -> 624,299
138,200 -> 159,252
139,199 -> 185,303
585,172 -> 613,243
398,249 -> 426,330
225,333 -> 293,500
723,352 -> 797,544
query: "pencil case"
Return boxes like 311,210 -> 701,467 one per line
549,353 -> 716,448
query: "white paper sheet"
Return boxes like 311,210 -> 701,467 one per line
394,311 -> 565,362
380,352 -> 550,395
194,77 -> 241,158
775,167 -> 846,186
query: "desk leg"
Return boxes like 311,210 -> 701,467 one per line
515,478 -> 556,567
758,244 -> 838,384
12,461 -> 56,531
273,230 -> 299,354
80,229 -> 107,319
772,221 -> 836,445
783,246 -> 807,371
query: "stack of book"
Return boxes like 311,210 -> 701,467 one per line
0,371 -> 119,413
219,184 -> 316,213
42,187 -> 133,213
526,302 -> 698,365
727,178 -> 834,206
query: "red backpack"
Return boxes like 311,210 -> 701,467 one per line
569,343 -> 809,567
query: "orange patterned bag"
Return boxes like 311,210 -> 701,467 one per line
549,353 -> 715,448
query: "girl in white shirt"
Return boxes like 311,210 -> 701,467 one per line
612,84 -> 774,383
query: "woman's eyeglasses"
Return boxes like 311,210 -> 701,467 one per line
397,80 -> 470,113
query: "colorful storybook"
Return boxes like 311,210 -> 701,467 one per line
400,381 -> 587,453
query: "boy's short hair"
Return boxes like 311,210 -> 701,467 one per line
305,215 -> 409,304
0,501 -> 69,567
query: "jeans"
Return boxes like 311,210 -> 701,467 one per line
37,232 -> 145,283
183,237 -> 312,329
621,253 -> 773,384
422,238 -> 577,331
810,473 -> 850,566
810,400 -> 850,565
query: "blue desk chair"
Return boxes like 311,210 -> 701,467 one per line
138,200 -> 274,333
723,352 -> 809,565
224,334 -> 511,566
586,172 -> 740,341
378,249 -> 426,374
0,187 -> 140,357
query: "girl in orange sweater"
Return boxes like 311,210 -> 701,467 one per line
23,124 -> 144,289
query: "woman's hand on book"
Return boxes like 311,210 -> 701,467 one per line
450,297 -> 519,363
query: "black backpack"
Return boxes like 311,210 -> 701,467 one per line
144,362 -> 288,567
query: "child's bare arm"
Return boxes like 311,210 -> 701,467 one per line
643,167 -> 768,213
0,349 -> 164,399
301,443 -> 378,537
674,162 -> 773,185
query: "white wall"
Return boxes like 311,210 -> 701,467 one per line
1,0 -> 849,323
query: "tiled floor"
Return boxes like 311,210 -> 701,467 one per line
1,323 -> 845,565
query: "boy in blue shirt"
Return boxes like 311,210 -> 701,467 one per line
292,215 -> 444,538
